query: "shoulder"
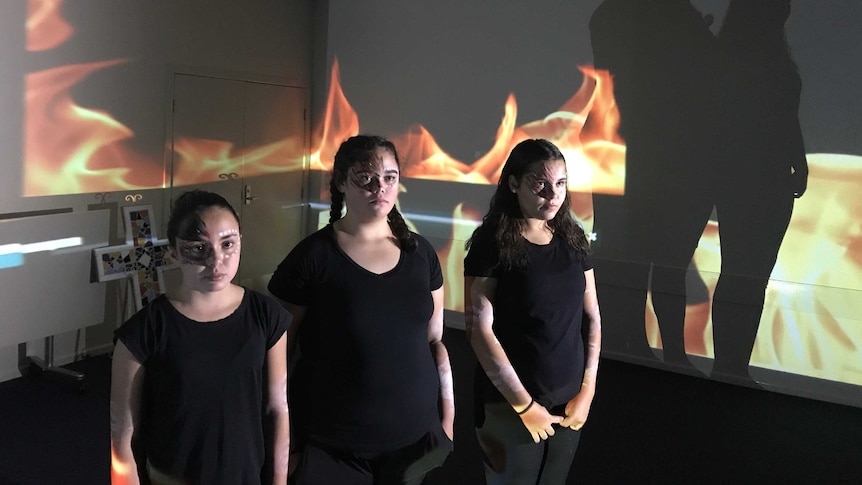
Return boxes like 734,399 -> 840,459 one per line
114,295 -> 172,363
557,237 -> 593,271
409,231 -> 436,255
273,226 -> 336,274
408,232 -> 441,265
121,294 -> 171,328
242,289 -> 292,330
464,226 -> 500,277
244,289 -> 284,310
465,226 -> 497,260
290,225 -> 336,257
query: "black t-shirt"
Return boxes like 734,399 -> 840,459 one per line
268,225 -> 444,453
114,289 -> 290,485
465,233 -> 592,409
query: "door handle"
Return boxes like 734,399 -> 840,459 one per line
244,184 -> 260,205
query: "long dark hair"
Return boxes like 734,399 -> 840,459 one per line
329,134 -> 417,252
467,139 -> 590,270
167,189 -> 240,246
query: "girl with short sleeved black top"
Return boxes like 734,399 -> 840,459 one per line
268,135 -> 454,485
110,190 -> 291,485
464,139 -> 601,485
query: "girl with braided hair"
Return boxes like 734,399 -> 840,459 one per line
268,135 -> 454,484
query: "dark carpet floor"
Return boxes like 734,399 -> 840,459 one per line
2,329 -> 862,484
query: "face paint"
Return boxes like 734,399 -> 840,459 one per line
348,166 -> 399,194
176,232 -> 240,267
523,166 -> 567,200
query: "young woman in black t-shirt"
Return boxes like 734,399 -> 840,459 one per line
110,190 -> 291,485
464,139 -> 601,484
268,135 -> 454,484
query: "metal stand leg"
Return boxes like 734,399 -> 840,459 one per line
18,337 -> 86,392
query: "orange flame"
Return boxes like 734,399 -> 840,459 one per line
24,60 -> 167,196
437,203 -> 484,312
311,61 -> 625,196
25,60 -> 314,195
110,447 -> 133,485
27,0 -> 73,51
172,136 -> 309,187
309,59 -> 358,171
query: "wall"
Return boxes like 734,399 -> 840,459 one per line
0,0 -> 316,381
314,0 -> 862,406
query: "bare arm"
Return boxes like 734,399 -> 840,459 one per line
428,286 -> 454,440
561,268 -> 602,430
110,342 -> 143,485
466,276 -> 563,443
267,333 -> 290,485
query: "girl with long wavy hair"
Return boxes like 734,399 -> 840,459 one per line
465,139 -> 601,484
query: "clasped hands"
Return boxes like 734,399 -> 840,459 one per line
518,395 -> 591,444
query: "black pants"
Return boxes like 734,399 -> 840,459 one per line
290,424 -> 452,485
476,401 -> 581,485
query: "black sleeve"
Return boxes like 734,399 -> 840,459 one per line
464,230 -> 499,278
267,233 -> 321,306
415,233 -> 444,291
113,305 -> 158,364
251,291 -> 292,349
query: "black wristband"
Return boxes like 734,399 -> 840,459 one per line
516,399 -> 535,415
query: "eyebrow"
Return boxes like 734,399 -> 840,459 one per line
355,167 -> 399,175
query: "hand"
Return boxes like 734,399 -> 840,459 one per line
518,402 -> 563,443
560,388 -> 595,431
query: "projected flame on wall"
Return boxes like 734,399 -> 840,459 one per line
24,0 -> 312,196
22,0 -> 862,386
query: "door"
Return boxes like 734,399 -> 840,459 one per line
168,73 -> 308,294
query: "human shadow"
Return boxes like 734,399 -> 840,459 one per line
588,0 -> 719,369
710,0 -> 808,382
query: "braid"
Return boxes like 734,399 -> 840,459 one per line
329,175 -> 345,224
388,205 -> 417,252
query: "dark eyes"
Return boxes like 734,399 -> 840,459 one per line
182,240 -> 236,253
532,180 -> 566,191
182,244 -> 205,254
355,172 -> 398,185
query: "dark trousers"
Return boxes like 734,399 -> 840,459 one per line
290,425 -> 452,485
476,401 -> 581,485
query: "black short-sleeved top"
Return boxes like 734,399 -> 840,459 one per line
268,225 -> 443,453
114,289 -> 290,485
465,233 -> 592,409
